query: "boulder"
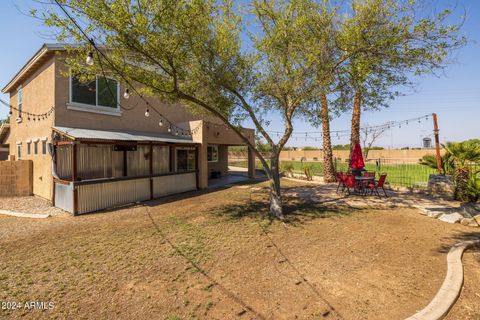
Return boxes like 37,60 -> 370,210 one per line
461,202 -> 480,217
438,212 -> 464,224
460,218 -> 479,227
427,175 -> 455,200
475,215 -> 480,226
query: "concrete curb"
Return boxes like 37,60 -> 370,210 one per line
405,239 -> 480,320
0,209 -> 50,219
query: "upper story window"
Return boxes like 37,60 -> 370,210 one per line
17,85 -> 23,120
70,75 -> 119,110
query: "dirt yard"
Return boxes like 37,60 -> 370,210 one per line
0,179 -> 478,319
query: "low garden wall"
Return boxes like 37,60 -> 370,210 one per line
0,160 -> 33,196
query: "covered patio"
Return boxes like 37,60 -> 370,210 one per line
52,126 -> 200,214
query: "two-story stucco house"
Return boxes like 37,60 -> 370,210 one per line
1,44 -> 256,214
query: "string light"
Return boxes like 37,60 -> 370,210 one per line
158,119 -> 163,126
86,51 -> 94,66
144,108 -> 150,117
123,88 -> 130,99
0,98 -> 54,123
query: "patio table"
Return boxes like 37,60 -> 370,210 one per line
355,176 -> 375,195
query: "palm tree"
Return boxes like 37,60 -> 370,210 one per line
443,141 -> 480,201
420,140 -> 480,202
320,93 -> 336,182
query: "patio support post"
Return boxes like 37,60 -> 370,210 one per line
195,146 -> 200,189
72,142 -> 78,215
149,143 -> 153,200
248,147 -> 256,179
72,142 -> 77,182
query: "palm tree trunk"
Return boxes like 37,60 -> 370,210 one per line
320,94 -> 336,182
350,91 -> 361,161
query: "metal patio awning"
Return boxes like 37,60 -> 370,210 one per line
53,126 -> 198,144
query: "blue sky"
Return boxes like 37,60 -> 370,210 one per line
1,0 -> 478,148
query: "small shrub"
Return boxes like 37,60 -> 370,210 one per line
465,175 -> 480,202
281,163 -> 294,177
304,164 -> 314,181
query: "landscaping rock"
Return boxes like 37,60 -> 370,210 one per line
438,212 -> 464,224
427,174 -> 455,200
460,218 -> 479,227
475,215 -> 480,226
461,202 -> 480,217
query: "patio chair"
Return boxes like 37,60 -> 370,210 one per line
343,174 -> 358,195
367,173 -> 388,198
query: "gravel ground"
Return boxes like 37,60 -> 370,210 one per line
0,196 -> 68,216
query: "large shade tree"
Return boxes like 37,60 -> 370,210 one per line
36,0 -> 347,219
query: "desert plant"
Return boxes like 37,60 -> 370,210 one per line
444,141 -> 480,201
281,163 -> 294,177
419,154 -> 453,175
419,140 -> 480,201
465,174 -> 480,203
304,165 -> 314,181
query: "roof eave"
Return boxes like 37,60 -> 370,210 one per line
0,123 -> 11,144
1,44 -> 67,93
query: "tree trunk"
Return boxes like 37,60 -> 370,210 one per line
269,154 -> 284,219
350,91 -> 362,160
320,94 -> 336,183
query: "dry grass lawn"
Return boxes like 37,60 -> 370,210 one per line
0,179 -> 479,319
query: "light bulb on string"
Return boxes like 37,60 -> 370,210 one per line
86,51 -> 94,66
158,119 -> 163,126
123,88 -> 130,99
144,108 -> 150,117
168,126 -> 172,133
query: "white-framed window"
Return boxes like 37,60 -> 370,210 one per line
42,140 -> 47,155
69,75 -> 120,114
16,143 -> 22,160
176,147 -> 196,172
17,85 -> 23,120
27,142 -> 31,155
207,145 -> 218,162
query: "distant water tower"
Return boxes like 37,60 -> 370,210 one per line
422,137 -> 432,149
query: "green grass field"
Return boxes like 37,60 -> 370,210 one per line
229,160 -> 436,188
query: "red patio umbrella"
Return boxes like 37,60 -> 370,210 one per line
351,143 -> 365,170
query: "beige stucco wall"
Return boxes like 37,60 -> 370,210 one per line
280,149 -> 440,163
7,56 -> 55,200
207,144 -> 229,178
53,55 -> 203,133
